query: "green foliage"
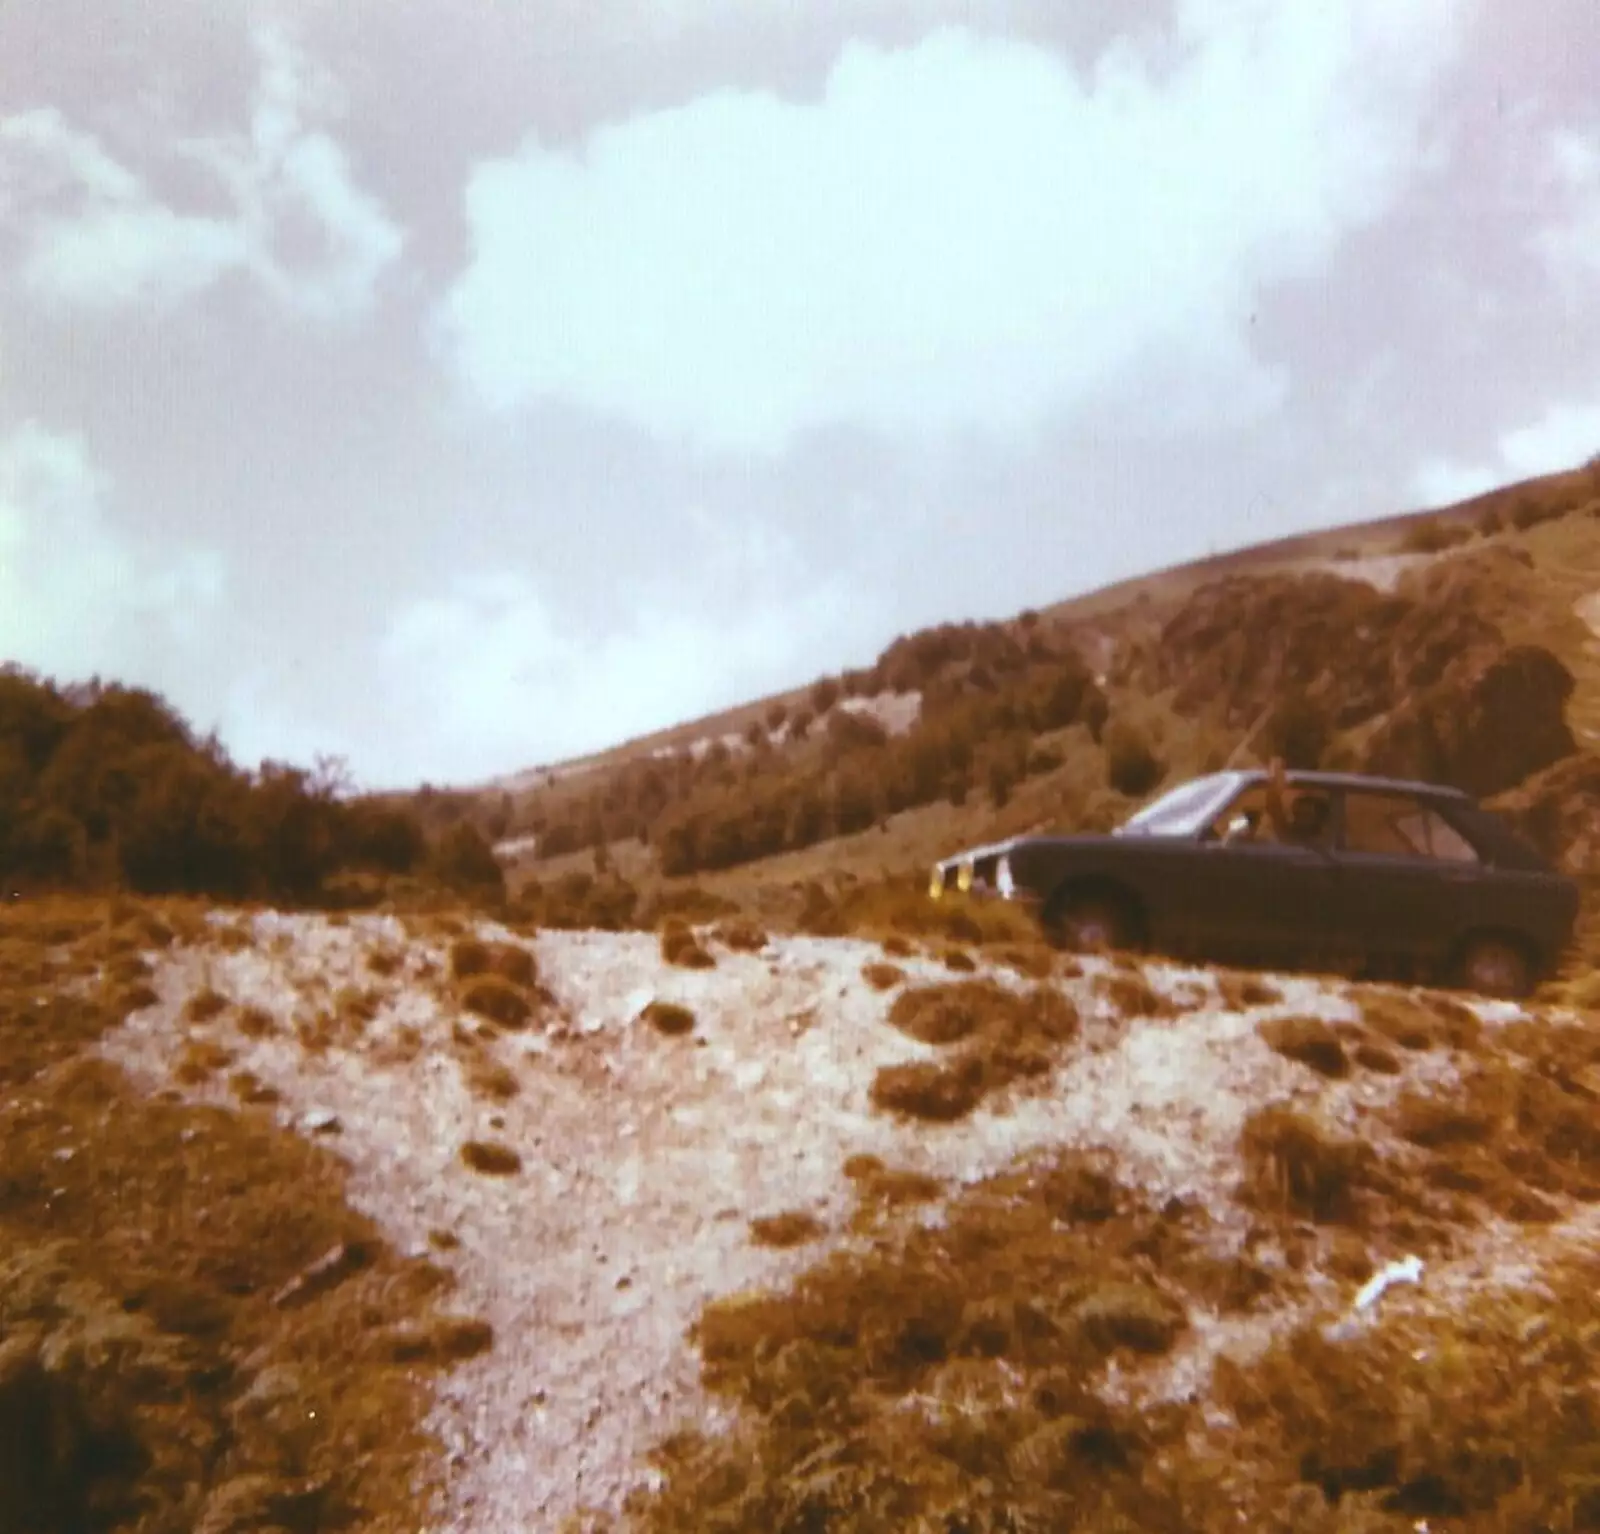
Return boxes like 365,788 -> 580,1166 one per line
0,666 -> 428,905
1103,718 -> 1164,798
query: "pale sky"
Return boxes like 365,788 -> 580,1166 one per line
2,1 -> 1598,789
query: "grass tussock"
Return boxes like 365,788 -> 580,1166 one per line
1093,967 -> 1184,1020
460,1139 -> 522,1176
1258,1014 -> 1350,1079
1361,988 -> 1483,1052
660,918 -> 716,970
1215,969 -> 1284,1010
861,961 -> 906,992
749,1210 -> 827,1249
236,1002 -> 277,1038
872,979 -> 1080,1122
467,1060 -> 521,1102
942,946 -> 978,972
460,975 -> 535,1030
450,935 -> 538,987
642,1000 -> 696,1037
880,934 -> 915,959
1238,1107 -> 1375,1225
182,986 -> 229,1024
712,916 -> 769,953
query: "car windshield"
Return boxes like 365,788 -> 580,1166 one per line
1117,773 -> 1242,837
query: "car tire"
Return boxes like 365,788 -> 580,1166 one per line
1454,935 -> 1532,1000
1044,894 -> 1134,955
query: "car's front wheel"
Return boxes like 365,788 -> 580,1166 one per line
1043,892 -> 1138,954
1454,934 -> 1533,1000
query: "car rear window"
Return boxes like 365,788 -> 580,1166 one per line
1341,791 -> 1480,863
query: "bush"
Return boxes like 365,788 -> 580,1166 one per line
1103,718 -> 1164,797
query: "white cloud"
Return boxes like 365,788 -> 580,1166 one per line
0,422 -> 227,687
0,25 -> 403,319
439,2 -> 1467,452
375,529 -> 866,785
1534,125 -> 1600,286
1411,393 -> 1600,507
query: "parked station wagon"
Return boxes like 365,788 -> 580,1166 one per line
929,768 -> 1580,998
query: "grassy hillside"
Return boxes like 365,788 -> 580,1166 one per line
450,462 -> 1600,947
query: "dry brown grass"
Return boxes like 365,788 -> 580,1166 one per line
1093,967 -> 1183,1019
236,1002 -> 277,1038
659,919 -> 715,970
641,1001 -> 697,1037
450,936 -> 538,987
871,979 -> 1080,1123
1258,1014 -> 1350,1079
182,985 -> 229,1024
861,961 -> 906,991
1238,1106 -> 1375,1226
460,1139 -> 523,1176
711,917 -> 769,953
1214,969 -> 1284,1009
0,896 -> 460,1533
467,1060 -> 522,1102
748,1210 -> 826,1249
942,945 -> 978,972
460,975 -> 535,1030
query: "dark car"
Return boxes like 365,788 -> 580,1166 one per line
929,768 -> 1580,998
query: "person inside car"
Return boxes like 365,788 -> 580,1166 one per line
1263,756 -> 1331,846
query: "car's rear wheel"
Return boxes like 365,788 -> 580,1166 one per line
1454,934 -> 1533,1000
1043,892 -> 1138,954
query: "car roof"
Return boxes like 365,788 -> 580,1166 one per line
1232,767 -> 1472,801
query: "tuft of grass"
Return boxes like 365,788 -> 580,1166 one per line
460,1140 -> 522,1176
450,936 -> 537,987
712,917 -> 769,953
749,1210 -> 826,1249
1215,969 -> 1283,1010
467,1060 -> 521,1102
367,944 -> 404,977
174,1036 -> 234,1085
660,919 -> 716,970
870,1056 -> 985,1122
460,976 -> 534,1030
1258,1014 -> 1349,1078
873,979 -> 1081,1123
861,961 -> 906,991
881,934 -> 915,958
1238,1106 -> 1373,1225
183,986 -> 229,1024
1073,1281 -> 1187,1356
236,1003 -> 277,1038
1094,968 -> 1182,1019
642,1000 -> 696,1037
942,946 -> 978,972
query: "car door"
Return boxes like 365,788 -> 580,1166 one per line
1324,789 -> 1482,972
1188,784 -> 1341,963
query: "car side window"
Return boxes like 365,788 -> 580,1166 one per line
1341,792 -> 1481,863
1341,793 -> 1432,857
1423,810 -> 1481,864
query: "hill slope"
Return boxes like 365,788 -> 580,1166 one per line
457,462 -> 1600,942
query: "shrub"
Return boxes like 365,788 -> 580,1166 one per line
1102,718 -> 1164,797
